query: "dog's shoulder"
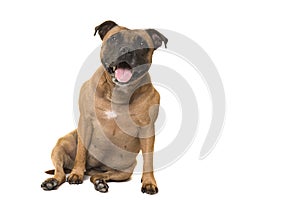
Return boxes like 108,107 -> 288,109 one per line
78,66 -> 106,116
129,84 -> 160,126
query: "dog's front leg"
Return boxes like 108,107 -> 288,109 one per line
67,116 -> 93,184
139,125 -> 158,195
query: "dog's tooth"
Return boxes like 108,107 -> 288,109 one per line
113,66 -> 116,71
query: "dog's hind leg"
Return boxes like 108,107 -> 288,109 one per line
41,130 -> 77,190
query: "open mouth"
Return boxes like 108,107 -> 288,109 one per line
111,62 -> 133,83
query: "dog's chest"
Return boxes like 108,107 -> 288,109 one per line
91,107 -> 143,158
104,110 -> 118,119
95,104 -> 143,139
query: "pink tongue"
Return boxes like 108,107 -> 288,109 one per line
115,68 -> 132,83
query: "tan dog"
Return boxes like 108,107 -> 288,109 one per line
41,21 -> 168,195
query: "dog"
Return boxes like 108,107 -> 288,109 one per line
41,20 -> 168,195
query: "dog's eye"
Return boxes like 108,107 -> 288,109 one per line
140,42 -> 144,46
109,36 -> 118,45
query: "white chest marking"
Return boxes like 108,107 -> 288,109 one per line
105,111 -> 117,119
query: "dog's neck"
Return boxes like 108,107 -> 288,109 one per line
101,70 -> 151,105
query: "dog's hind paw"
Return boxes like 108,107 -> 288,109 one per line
41,178 -> 59,191
94,179 -> 109,193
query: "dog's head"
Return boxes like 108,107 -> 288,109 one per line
94,20 -> 168,85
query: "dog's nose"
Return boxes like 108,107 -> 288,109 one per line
119,46 -> 130,54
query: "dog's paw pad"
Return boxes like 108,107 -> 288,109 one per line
94,179 -> 109,193
141,184 -> 158,195
41,178 -> 59,191
67,174 -> 83,184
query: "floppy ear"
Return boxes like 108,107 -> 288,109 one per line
94,20 -> 118,40
146,29 -> 168,49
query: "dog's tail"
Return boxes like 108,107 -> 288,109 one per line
44,168 -> 72,175
44,168 -> 100,175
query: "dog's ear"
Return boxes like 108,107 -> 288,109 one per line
94,20 -> 118,40
146,29 -> 168,49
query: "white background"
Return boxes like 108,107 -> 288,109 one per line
0,0 -> 299,199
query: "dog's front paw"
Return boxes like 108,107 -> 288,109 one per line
67,173 -> 84,184
141,183 -> 158,195
41,178 -> 59,190
94,179 -> 109,193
